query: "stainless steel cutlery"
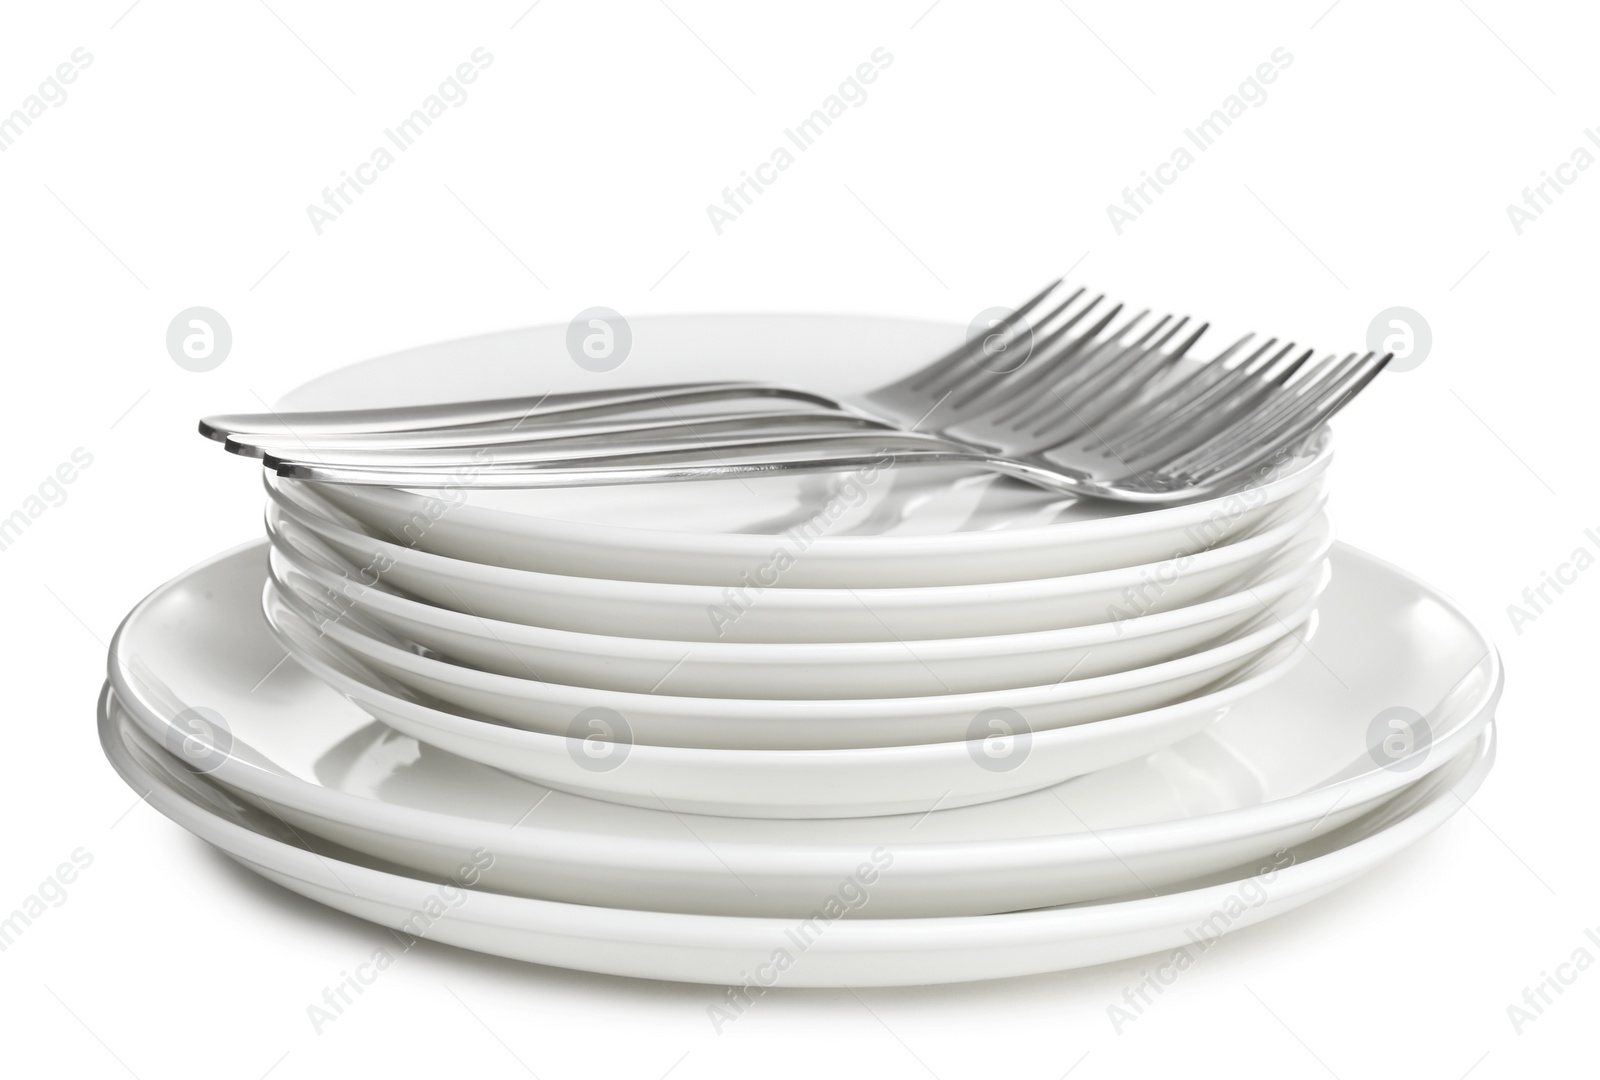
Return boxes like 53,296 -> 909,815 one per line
200,281 -> 1389,503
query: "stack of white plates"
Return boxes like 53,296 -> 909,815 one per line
101,313 -> 1501,986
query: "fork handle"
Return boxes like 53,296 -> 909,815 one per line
274,430 -> 954,478
203,381 -> 845,446
254,410 -> 897,469
273,434 -> 1100,498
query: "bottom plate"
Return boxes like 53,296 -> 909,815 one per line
101,688 -> 1495,987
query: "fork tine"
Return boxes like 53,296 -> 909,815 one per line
954,294 -> 1113,407
907,282 -> 1084,399
955,299 -> 1128,417
1182,352 -> 1391,487
1110,338 -> 1292,459
1170,351 -> 1378,477
914,290 -> 1101,416
1026,317 -> 1196,442
1176,350 -> 1361,468
1046,319 -> 1211,442
1109,338 -> 1286,457
1271,347 -> 1314,385
1152,347 -> 1324,464
979,305 -> 1158,428
1033,307 -> 1163,401
1115,343 -> 1311,465
894,278 -> 1073,396
993,309 -> 1168,431
1090,330 -> 1256,446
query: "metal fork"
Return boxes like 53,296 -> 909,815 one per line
202,280 -> 1127,459
264,322 -> 1390,503
211,287 -> 1209,476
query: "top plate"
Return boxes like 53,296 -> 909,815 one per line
277,314 -> 1331,587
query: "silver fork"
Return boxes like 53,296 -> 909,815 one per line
266,322 -> 1390,503
221,288 -> 1197,473
203,280 -> 1121,458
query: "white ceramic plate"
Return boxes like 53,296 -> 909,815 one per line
267,508 -> 1332,699
100,691 -> 1496,986
272,313 -> 1332,588
266,472 -> 1327,643
261,556 -> 1326,782
107,542 -> 1500,915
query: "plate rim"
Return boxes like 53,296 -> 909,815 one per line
265,468 -> 1330,605
266,501 -> 1334,661
106,539 -> 1503,868
98,688 -> 1496,975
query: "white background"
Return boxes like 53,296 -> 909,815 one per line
0,0 -> 1594,1076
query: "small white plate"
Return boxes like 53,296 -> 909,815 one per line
273,313 -> 1331,588
100,692 -> 1497,987
267,473 -> 1326,643
267,508 -> 1332,699
261,557 -> 1324,785
108,542 -> 1499,916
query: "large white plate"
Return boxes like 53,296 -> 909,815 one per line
100,691 -> 1497,987
273,314 -> 1332,588
107,543 -> 1500,915
266,508 -> 1331,699
266,471 -> 1327,643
